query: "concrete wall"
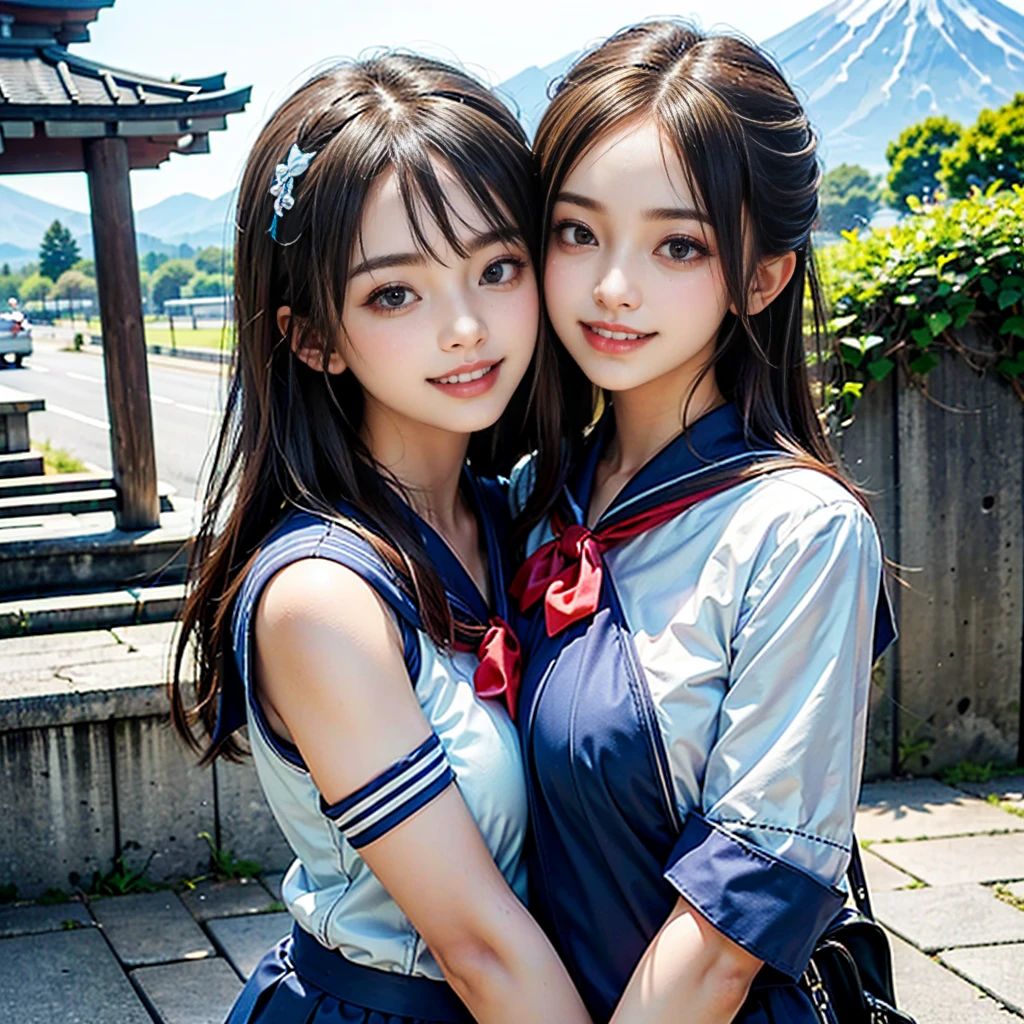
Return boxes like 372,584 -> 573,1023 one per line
0,628 -> 292,901
839,333 -> 1024,777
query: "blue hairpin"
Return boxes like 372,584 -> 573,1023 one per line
269,143 -> 316,240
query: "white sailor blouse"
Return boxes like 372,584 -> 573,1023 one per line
509,403 -> 896,1023
212,472 -> 528,979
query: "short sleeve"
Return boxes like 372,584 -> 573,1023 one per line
663,500 -> 883,976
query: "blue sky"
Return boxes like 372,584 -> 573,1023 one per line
6,0 -> 1024,213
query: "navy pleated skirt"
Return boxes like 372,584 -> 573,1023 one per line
225,925 -> 472,1024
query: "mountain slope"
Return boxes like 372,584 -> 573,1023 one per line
496,0 -> 1024,167
764,0 -> 1024,167
0,183 -> 236,255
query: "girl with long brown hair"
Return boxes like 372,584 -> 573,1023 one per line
170,53 -> 589,1024
509,20 -> 895,1024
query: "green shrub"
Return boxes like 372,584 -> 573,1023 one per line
818,183 -> 1024,421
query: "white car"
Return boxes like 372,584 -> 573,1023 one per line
0,311 -> 31,367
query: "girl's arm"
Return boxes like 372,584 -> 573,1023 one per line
609,897 -> 761,1024
612,499 -> 887,1024
255,558 -> 591,1024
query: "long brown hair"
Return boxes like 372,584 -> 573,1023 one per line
533,21 -> 867,502
172,54 -> 563,763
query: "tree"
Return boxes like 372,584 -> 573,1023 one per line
52,269 -> 97,317
940,93 -> 1024,197
194,246 -> 233,275
39,220 -> 80,282
818,163 -> 882,233
886,116 -> 963,209
141,251 -> 168,274
184,271 -> 229,298
72,258 -> 96,277
19,272 -> 53,305
150,259 -> 196,312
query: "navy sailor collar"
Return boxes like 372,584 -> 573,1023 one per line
566,401 -> 782,530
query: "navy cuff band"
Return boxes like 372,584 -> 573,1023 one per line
663,813 -> 845,978
321,733 -> 455,849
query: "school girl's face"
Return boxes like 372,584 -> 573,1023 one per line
544,119 -> 729,395
339,164 -> 538,437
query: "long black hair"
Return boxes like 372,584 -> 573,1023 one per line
172,54 -> 563,762
533,21 -> 869,505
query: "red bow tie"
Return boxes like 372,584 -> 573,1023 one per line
510,483 -> 739,638
456,617 -> 522,720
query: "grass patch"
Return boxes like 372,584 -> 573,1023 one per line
145,326 -> 232,351
986,793 -> 1024,819
0,883 -> 18,905
994,884 -> 1024,912
84,854 -> 165,897
31,439 -> 88,475
199,832 -> 262,881
938,760 -> 1024,786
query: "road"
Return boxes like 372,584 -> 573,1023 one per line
0,331 -> 228,504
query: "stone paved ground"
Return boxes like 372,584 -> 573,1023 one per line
0,780 -> 1022,1022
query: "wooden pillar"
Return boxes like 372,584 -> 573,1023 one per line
85,137 -> 159,530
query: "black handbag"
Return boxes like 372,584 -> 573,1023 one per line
798,843 -> 917,1024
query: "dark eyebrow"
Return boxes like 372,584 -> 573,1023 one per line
556,192 -> 710,226
556,191 -> 604,212
348,251 -> 425,279
642,206 -> 711,224
349,226 -> 524,280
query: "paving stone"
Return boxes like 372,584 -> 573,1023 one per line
0,927 -> 152,1023
208,912 -> 291,979
861,849 -> 920,891
92,891 -> 214,968
114,716 -> 216,882
132,957 -> 243,1024
889,932 -> 1018,1023
261,871 -> 285,901
874,883 -> 1024,952
0,901 -> 92,938
214,752 -> 293,875
871,832 -> 1024,885
857,779 -> 1024,842
178,878 -> 277,922
940,944 -> 1024,1015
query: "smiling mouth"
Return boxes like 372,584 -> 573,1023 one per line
430,363 -> 498,385
586,325 -> 654,342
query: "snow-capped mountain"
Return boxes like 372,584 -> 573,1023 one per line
766,0 -> 1024,167
497,0 -> 1024,170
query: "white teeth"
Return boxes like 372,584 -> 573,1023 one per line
590,326 -> 648,341
434,364 -> 494,385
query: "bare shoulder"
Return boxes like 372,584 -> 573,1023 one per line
255,557 -> 406,682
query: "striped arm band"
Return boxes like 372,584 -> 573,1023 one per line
320,733 -> 455,849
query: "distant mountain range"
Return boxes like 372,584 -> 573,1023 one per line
497,0 -> 1024,168
0,183 -> 236,268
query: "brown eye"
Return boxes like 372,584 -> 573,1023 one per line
656,237 -> 706,263
556,222 -> 597,247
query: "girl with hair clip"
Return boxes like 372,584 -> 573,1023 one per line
509,20 -> 897,1024
170,54 -> 590,1024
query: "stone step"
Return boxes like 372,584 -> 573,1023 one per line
0,501 -> 194,599
0,485 -> 175,521
0,471 -> 114,498
0,450 -> 44,478
0,583 -> 185,637
0,486 -> 117,518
